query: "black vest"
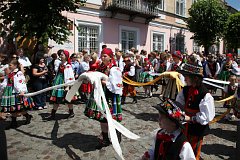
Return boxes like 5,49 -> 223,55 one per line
207,62 -> 217,77
154,130 -> 187,160
123,62 -> 134,79
183,85 -> 210,136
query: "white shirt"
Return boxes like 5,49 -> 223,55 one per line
148,129 -> 196,160
18,56 -> 32,67
54,59 -> 61,73
116,57 -> 124,72
176,91 -> 215,125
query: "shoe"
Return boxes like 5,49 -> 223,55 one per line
24,114 -> 33,125
95,132 -> 111,149
121,96 -> 126,105
43,106 -> 48,109
45,109 -> 56,120
132,97 -> 137,103
67,109 -> 75,118
38,107 -> 43,110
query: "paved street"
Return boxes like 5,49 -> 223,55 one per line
0,88 -> 238,160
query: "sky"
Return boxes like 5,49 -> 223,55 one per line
226,0 -> 240,11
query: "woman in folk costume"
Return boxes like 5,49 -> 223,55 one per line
176,61 -> 215,160
163,51 -> 184,100
1,59 -> 34,128
139,57 -> 154,97
142,99 -> 195,160
48,50 -> 77,120
218,53 -> 238,81
84,48 -> 123,149
122,54 -> 137,104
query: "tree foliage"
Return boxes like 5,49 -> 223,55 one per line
224,12 -> 240,50
0,0 -> 86,45
186,0 -> 229,53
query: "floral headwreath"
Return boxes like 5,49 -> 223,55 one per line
156,99 -> 185,125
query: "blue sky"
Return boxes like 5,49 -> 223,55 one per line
226,0 -> 240,11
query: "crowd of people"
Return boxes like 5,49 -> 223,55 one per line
0,43 -> 240,159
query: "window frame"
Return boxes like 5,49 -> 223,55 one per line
175,0 -> 186,17
151,31 -> 165,52
119,25 -> 140,52
75,20 -> 103,53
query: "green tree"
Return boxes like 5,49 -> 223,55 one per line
224,12 -> 240,51
187,0 -> 229,53
0,0 -> 86,45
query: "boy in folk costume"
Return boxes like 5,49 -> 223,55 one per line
121,54 -> 137,104
176,62 -> 215,160
142,99 -> 195,160
84,48 -> 123,149
47,50 -> 77,120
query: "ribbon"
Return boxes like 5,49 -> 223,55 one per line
66,71 -> 140,160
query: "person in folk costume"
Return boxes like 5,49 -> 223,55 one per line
218,53 -> 238,82
139,57 -> 154,97
163,51 -> 184,100
229,83 -> 240,120
204,54 -> 220,94
84,48 -> 123,149
157,52 -> 171,95
218,53 -> 238,98
176,62 -> 215,160
142,99 -> 196,160
223,75 -> 237,109
47,50 -> 77,120
121,54 -> 137,104
1,59 -> 34,128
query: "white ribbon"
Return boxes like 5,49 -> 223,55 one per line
202,80 -> 224,90
66,72 -> 140,160
203,78 -> 230,85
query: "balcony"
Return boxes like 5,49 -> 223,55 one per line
104,0 -> 160,23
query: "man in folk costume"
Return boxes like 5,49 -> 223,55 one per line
176,62 -> 215,160
163,51 -> 184,100
122,54 -> 137,104
205,54 -> 220,94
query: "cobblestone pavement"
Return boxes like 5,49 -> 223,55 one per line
0,88 -> 238,160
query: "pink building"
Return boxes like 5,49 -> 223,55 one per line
48,0 -> 224,55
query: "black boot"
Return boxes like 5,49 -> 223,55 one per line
45,109 -> 56,120
117,130 -> 122,143
24,113 -> 33,125
132,96 -> 137,103
121,96 -> 126,105
95,132 -> 111,149
67,109 -> 75,118
6,117 -> 17,129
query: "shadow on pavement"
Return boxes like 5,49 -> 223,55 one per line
201,144 -> 235,159
122,108 -> 158,122
15,120 -> 99,160
209,127 -> 237,143
38,113 -> 69,121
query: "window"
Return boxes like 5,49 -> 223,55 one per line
157,0 -> 164,10
193,40 -> 200,53
152,33 -> 164,51
78,25 -> 99,53
121,30 -> 137,53
176,0 -> 185,16
176,34 -> 185,53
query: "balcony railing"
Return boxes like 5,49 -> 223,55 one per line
104,0 -> 159,17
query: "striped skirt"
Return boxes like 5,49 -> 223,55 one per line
1,86 -> 34,112
84,87 -> 122,122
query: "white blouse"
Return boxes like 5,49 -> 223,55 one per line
176,91 -> 215,125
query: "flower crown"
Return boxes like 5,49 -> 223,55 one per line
160,99 -> 185,122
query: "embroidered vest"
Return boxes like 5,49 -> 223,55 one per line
207,62 -> 217,77
228,85 -> 237,96
154,130 -> 187,160
183,85 -> 210,136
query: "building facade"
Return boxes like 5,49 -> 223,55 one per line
49,0 -> 224,54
